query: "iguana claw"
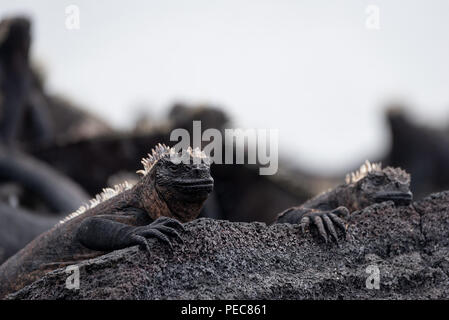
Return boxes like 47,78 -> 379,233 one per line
131,217 -> 185,251
298,206 -> 348,243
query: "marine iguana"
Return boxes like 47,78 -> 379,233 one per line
276,161 -> 413,242
0,144 -> 214,298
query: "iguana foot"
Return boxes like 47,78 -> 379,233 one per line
128,217 -> 185,252
300,207 -> 348,242
279,206 -> 348,242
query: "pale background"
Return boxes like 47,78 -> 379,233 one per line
1,0 -> 449,174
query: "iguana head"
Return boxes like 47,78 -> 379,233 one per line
345,161 -> 412,210
138,144 -> 214,222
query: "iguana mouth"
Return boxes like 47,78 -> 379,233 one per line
174,178 -> 214,193
374,191 -> 412,206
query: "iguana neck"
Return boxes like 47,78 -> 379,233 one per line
133,176 -> 203,223
133,178 -> 172,221
302,183 -> 357,211
166,199 -> 204,223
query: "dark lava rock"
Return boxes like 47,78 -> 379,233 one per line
7,191 -> 449,299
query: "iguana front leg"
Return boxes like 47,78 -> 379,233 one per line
277,206 -> 348,242
76,214 -> 184,252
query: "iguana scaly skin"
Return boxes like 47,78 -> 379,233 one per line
0,144 -> 213,298
276,161 -> 413,242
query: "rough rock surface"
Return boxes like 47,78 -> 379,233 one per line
7,191 -> 449,300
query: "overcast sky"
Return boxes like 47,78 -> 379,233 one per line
2,0 -> 449,173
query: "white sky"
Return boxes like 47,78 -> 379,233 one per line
2,0 -> 449,174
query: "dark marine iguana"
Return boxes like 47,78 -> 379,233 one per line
276,161 -> 413,242
0,144 -> 214,298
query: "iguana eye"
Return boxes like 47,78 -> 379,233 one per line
168,163 -> 179,173
372,176 -> 385,186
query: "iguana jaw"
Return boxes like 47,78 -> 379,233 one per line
173,177 -> 214,193
373,191 -> 413,206
153,176 -> 213,222
171,179 -> 214,205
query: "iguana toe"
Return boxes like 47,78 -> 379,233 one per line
152,225 -> 184,243
312,215 -> 328,243
152,216 -> 185,231
322,214 -> 339,242
132,225 -> 182,251
130,234 -> 152,252
295,208 -> 349,243
328,212 -> 347,234
332,206 -> 349,218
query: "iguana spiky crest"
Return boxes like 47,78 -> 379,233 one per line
136,143 -> 208,176
345,160 -> 382,184
136,144 -> 176,176
58,181 -> 133,225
